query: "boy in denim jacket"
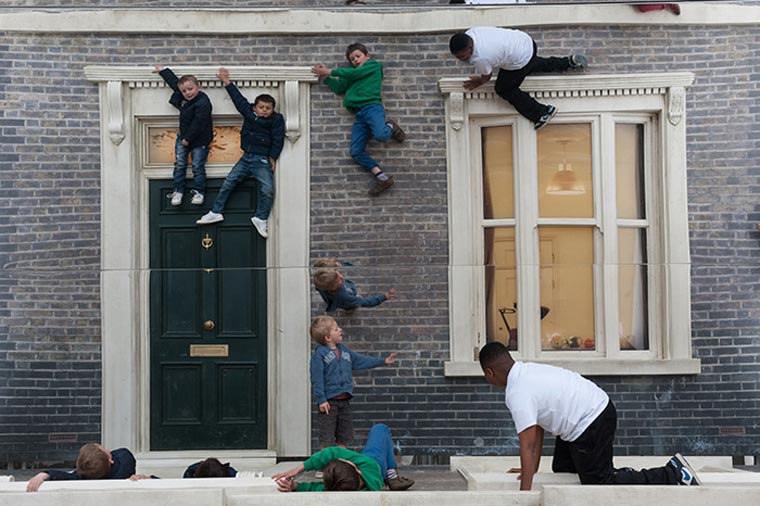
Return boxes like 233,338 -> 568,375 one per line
310,316 -> 397,448
313,257 -> 395,313
196,67 -> 285,239
312,43 -> 405,196
154,66 -> 213,206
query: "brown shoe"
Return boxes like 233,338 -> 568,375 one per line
368,175 -> 395,196
386,119 -> 406,142
386,476 -> 414,491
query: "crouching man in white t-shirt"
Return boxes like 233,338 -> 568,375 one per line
449,27 -> 586,130
478,342 -> 701,490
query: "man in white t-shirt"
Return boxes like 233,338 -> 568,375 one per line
449,26 -> 587,130
478,342 -> 701,491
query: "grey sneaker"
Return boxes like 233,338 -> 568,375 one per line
168,191 -> 183,206
190,190 -> 205,205
569,54 -> 588,69
386,119 -> 406,142
668,453 -> 701,486
196,211 -> 224,225
368,175 -> 395,196
251,217 -> 268,238
534,105 -> 558,130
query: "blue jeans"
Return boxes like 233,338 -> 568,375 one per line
173,136 -> 209,194
349,103 -> 392,171
361,423 -> 396,478
211,153 -> 274,220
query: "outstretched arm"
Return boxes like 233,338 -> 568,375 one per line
26,472 -> 49,492
517,425 -> 543,491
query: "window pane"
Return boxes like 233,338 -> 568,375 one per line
484,227 -> 517,350
618,228 -> 649,351
538,124 -> 593,218
616,124 -> 646,219
148,126 -> 243,164
539,227 -> 595,351
482,126 -> 514,219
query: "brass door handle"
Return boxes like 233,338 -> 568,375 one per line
203,320 -> 215,331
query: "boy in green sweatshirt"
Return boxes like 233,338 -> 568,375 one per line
272,423 -> 414,492
312,43 -> 405,196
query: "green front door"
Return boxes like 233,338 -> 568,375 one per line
149,179 -> 267,450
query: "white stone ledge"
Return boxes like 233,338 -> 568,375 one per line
542,484 -> 760,506
0,3 -> 759,34
451,455 -> 738,474
444,357 -> 702,377
84,66 -> 318,84
0,477 -> 277,494
226,490 -> 540,506
438,73 -> 696,96
0,489 -> 223,506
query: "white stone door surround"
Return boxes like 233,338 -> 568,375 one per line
84,66 -> 316,464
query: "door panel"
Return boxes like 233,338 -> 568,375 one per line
150,179 -> 267,450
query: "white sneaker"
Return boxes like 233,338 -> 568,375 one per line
168,191 -> 183,206
190,190 -> 204,205
251,217 -> 268,238
196,211 -> 224,225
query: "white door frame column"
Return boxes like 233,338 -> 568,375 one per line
85,66 -> 315,468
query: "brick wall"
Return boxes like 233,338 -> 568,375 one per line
0,22 -> 759,465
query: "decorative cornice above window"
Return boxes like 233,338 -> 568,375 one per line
438,72 -> 694,130
84,65 -> 318,144
438,72 -> 694,97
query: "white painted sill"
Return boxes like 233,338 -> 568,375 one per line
444,358 -> 701,377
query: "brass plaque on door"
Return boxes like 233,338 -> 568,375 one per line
190,344 -> 229,357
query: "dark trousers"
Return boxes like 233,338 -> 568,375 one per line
316,398 -> 354,447
552,400 -> 680,485
493,42 -> 572,122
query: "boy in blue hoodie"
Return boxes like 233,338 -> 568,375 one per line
310,316 -> 397,449
196,67 -> 285,239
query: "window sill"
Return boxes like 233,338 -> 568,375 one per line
444,358 -> 701,377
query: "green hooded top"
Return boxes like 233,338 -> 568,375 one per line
295,446 -> 383,492
324,59 -> 384,111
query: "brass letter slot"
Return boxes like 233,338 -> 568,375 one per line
190,344 -> 229,357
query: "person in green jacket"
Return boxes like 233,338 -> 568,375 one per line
312,43 -> 405,196
272,423 -> 414,492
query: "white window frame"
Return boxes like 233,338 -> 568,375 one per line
439,72 -> 700,376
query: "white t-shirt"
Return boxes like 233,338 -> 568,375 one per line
465,26 -> 534,75
504,362 -> 609,442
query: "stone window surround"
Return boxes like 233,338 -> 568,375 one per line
84,66 -> 317,464
439,72 -> 701,377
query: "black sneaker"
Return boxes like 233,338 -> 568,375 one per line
668,453 -> 701,485
569,54 -> 588,69
368,175 -> 395,196
534,105 -> 557,130
386,119 -> 406,142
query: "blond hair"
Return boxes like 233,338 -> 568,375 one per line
313,268 -> 341,292
310,315 -> 336,345
314,257 -> 338,268
76,443 -> 110,479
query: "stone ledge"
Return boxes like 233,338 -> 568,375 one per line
450,455 -> 737,474
542,485 -> 760,506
